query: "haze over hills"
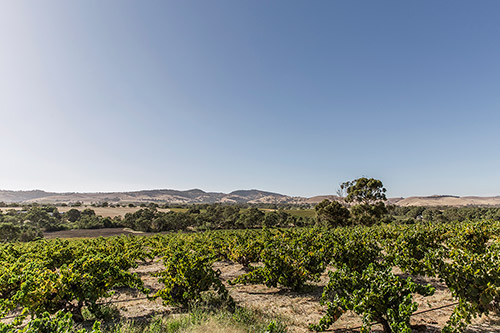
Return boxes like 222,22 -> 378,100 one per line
1,189 -> 500,207
389,195 -> 500,207
0,189 -> 295,205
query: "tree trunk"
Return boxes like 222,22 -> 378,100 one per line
379,317 -> 392,333
71,301 -> 84,322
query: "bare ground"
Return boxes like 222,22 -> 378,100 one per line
2,257 -> 499,332
44,228 -> 148,239
102,260 -> 500,332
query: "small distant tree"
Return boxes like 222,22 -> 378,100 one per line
263,211 -> 279,228
0,223 -> 21,242
237,208 -> 265,229
81,208 -> 96,217
422,208 -> 446,223
66,209 -> 81,223
187,206 -> 201,214
24,207 -> 60,231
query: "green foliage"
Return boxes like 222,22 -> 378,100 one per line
24,207 -> 61,231
226,230 -> 263,268
329,227 -> 381,272
65,209 -> 82,223
389,206 -> 500,224
0,223 -> 22,242
383,224 -> 443,276
237,207 -> 265,229
0,218 -> 500,332
433,240 -> 500,332
110,303 -> 287,333
123,208 -> 193,232
0,311 -> 101,333
310,264 -> 434,332
340,177 -> 387,204
264,320 -> 287,333
444,222 -> 490,254
0,238 -> 146,321
230,229 -> 329,291
336,177 -> 388,225
153,250 -> 233,309
315,200 -> 350,227
350,202 -> 388,226
263,212 -> 280,228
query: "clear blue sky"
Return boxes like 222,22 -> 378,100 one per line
1,1 -> 499,197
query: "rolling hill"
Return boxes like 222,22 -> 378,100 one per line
0,189 -> 499,206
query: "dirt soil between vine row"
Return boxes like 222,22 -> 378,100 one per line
102,260 -> 500,332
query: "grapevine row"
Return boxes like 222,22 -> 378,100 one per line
0,220 -> 499,332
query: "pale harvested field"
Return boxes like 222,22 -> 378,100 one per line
394,196 -> 500,207
44,228 -> 149,239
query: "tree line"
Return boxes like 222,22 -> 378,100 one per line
3,177 -> 500,242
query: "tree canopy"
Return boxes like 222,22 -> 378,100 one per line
340,177 -> 387,204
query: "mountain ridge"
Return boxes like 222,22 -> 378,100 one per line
1,189 -> 500,206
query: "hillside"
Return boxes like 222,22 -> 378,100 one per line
0,189 -> 304,205
1,189 -> 499,206
0,190 -> 56,202
394,195 -> 500,207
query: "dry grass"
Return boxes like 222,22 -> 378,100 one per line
44,228 -> 149,239
186,318 -> 246,333
1,248 -> 498,332
95,260 -> 500,332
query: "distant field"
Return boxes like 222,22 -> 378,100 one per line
284,209 -> 315,218
257,208 -> 315,218
43,228 -> 146,239
1,205 -> 309,219
167,207 -> 189,213
57,206 -> 173,218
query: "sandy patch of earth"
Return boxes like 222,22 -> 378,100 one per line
103,260 -> 500,332
2,259 -> 500,332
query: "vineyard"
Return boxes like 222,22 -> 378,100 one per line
0,221 -> 500,332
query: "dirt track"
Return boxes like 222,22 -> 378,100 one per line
43,228 -> 147,239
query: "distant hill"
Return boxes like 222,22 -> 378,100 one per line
0,189 -> 302,205
393,195 -> 500,207
305,195 -> 341,204
0,190 -> 57,203
0,189 -> 499,206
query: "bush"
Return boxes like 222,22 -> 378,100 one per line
0,310 -> 101,333
315,200 -> 350,227
310,264 -> 434,332
230,229 -> 328,291
153,249 -> 233,309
